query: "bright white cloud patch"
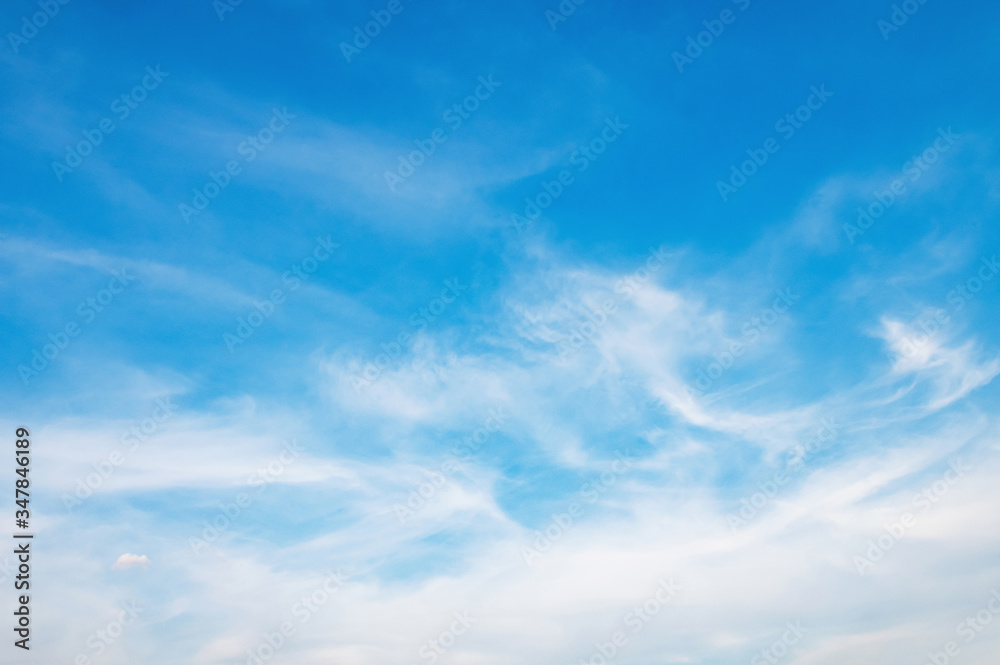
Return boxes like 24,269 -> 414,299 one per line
112,553 -> 151,570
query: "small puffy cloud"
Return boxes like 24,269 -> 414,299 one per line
112,553 -> 150,570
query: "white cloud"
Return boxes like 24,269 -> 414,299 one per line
880,317 -> 1000,410
17,229 -> 1000,664
112,553 -> 150,570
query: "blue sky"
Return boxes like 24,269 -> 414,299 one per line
2,0 -> 1000,663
